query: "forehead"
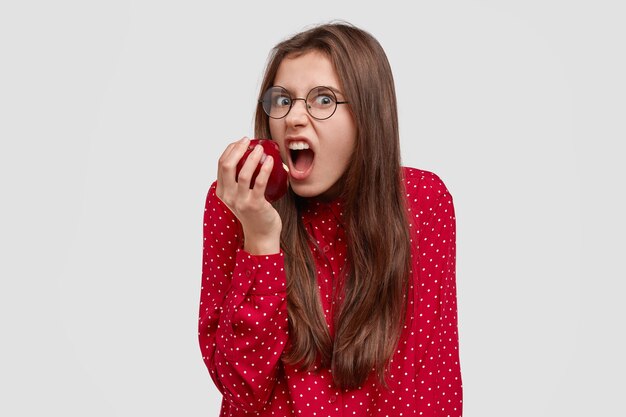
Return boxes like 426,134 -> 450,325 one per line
273,50 -> 342,94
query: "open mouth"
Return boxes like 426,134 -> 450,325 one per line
288,141 -> 315,175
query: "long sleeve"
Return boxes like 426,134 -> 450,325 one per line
198,182 -> 289,413
410,173 -> 463,416
199,168 -> 462,417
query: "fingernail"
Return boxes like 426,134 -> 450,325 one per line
260,153 -> 267,164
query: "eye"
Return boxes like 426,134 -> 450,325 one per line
314,95 -> 334,106
309,87 -> 337,108
273,95 -> 291,107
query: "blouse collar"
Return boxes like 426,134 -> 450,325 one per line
299,197 -> 345,226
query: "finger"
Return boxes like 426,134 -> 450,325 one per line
217,137 -> 250,201
221,136 -> 250,163
236,144 -> 264,194
216,142 -> 238,189
250,154 -> 274,201
218,137 -> 251,190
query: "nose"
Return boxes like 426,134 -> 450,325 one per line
285,98 -> 309,126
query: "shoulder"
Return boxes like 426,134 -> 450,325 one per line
401,166 -> 454,225
401,166 -> 452,200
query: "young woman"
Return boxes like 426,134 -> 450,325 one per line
199,22 -> 463,416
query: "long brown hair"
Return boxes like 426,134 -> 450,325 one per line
254,22 -> 411,390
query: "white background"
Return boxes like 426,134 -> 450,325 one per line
1,0 -> 624,416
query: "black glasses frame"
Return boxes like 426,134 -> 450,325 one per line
259,86 -> 350,120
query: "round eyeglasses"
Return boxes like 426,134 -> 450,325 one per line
259,86 -> 350,120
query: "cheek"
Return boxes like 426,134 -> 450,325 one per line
331,121 -> 357,163
326,138 -> 355,174
337,144 -> 354,169
268,121 -> 287,158
268,118 -> 282,134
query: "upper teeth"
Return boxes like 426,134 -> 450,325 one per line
288,141 -> 310,150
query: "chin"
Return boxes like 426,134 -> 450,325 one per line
290,185 -> 319,199
290,179 -> 342,201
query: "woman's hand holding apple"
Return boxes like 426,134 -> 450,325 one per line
216,137 -> 286,255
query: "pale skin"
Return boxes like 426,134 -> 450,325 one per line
216,50 -> 357,255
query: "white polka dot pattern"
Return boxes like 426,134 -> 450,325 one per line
198,167 -> 463,416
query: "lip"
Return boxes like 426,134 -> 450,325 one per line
284,136 -> 315,181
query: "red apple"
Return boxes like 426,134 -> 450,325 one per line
235,139 -> 289,202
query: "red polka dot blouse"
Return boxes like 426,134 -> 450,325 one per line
198,167 -> 463,416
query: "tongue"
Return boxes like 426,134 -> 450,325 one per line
294,149 -> 314,172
